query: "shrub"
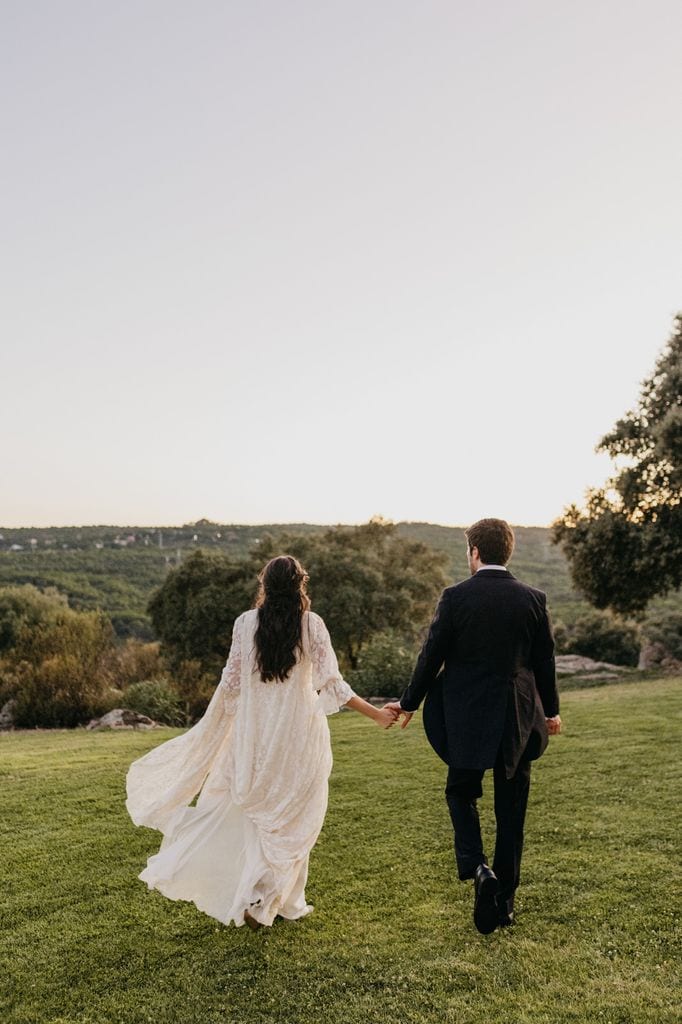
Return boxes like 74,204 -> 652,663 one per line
564,610 -> 640,667
347,630 -> 415,699
0,585 -> 116,727
10,612 -> 115,727
106,639 -> 166,689
110,614 -> 155,641
551,620 -> 570,654
641,612 -> 682,663
123,677 -> 185,726
0,585 -> 69,654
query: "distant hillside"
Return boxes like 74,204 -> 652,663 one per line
0,521 -> 678,638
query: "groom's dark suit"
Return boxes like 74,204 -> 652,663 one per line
399,568 -> 559,915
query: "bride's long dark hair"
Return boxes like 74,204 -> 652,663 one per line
254,555 -> 311,682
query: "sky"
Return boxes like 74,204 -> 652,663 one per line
2,1 -> 681,529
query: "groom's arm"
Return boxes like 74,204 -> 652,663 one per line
531,595 -> 560,719
399,589 -> 452,713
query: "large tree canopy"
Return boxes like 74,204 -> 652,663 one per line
553,314 -> 682,614
252,518 -> 449,670
147,550 -> 254,674
148,519 -> 449,675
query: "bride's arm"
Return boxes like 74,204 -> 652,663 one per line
308,612 -> 395,728
344,693 -> 397,729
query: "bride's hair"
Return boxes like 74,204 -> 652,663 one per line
254,555 -> 311,682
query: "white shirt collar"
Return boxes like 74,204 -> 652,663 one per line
476,564 -> 509,572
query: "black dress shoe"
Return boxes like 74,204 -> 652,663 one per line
473,864 -> 499,935
497,895 -> 515,928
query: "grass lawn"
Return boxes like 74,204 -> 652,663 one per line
1,677 -> 680,1024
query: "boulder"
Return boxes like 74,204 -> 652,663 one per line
86,708 -> 158,731
555,654 -> 625,676
0,699 -> 17,730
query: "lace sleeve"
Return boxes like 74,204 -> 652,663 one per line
309,613 -> 355,716
218,614 -> 243,715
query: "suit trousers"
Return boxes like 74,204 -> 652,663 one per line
444,744 -> 531,912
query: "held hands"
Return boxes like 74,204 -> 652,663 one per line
382,701 -> 413,729
546,715 -> 562,735
374,706 -> 399,729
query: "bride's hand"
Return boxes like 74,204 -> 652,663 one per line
374,707 -> 397,730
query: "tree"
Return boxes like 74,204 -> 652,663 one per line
252,518 -> 449,670
147,550 -> 254,675
553,314 -> 682,614
148,520 -> 449,697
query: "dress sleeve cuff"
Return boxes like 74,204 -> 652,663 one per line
317,678 -> 355,716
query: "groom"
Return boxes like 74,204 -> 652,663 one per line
386,518 -> 561,934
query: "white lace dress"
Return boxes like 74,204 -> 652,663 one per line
125,609 -> 355,927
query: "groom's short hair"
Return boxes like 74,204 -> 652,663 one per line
465,519 -> 515,566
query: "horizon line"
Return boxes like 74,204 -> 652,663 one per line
0,517 -> 556,532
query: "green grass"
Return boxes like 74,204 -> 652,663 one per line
1,678 -> 680,1024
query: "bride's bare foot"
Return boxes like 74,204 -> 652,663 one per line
244,909 -> 262,931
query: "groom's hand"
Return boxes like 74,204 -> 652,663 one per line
546,715 -> 562,735
383,701 -> 413,729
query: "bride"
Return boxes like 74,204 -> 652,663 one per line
126,554 -> 396,930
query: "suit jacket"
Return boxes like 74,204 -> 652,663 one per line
400,569 -> 559,778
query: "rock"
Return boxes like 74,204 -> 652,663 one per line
573,671 -> 621,681
555,655 -> 626,676
86,708 -> 158,731
0,699 -> 17,730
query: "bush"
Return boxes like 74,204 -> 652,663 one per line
641,612 -> 682,663
123,677 -> 185,726
563,610 -> 640,667
10,612 -> 115,727
0,585 -> 69,654
347,630 -> 415,699
551,620 -> 570,655
0,584 -> 116,727
110,614 -> 155,641
106,639 -> 165,689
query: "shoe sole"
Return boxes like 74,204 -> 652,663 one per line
474,875 -> 499,935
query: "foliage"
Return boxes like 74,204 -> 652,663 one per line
147,519 -> 448,681
253,518 -> 449,670
106,639 -> 166,689
147,550 -> 254,676
173,659 -> 219,723
641,611 -> 682,662
123,677 -> 185,726
0,548 -> 169,639
0,587 -> 116,727
1,678 -> 680,1024
346,629 -> 416,698
561,610 -> 640,667
2,523 -> 681,640
553,314 -> 682,613
0,584 -> 69,654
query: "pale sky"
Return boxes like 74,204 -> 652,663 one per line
2,1 -> 681,529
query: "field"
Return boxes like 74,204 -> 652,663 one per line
0,522 -> 652,635
2,522 -> 680,641
1,677 -> 680,1024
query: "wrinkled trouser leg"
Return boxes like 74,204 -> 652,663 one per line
445,767 -> 486,880
492,749 -> 531,915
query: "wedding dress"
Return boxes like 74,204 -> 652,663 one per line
125,608 -> 354,927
